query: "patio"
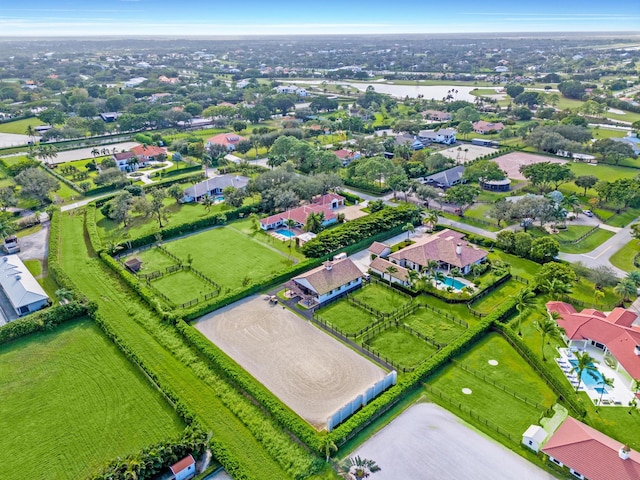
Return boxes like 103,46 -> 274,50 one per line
556,347 -> 636,408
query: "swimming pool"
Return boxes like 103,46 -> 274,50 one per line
594,387 -> 608,395
569,359 -> 604,388
275,228 -> 296,238
215,196 -> 224,202
437,276 -> 466,290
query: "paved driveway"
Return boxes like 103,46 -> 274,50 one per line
350,402 -> 556,480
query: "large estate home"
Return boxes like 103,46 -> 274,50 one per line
112,151 -> 137,171
388,229 -> 488,275
369,257 -> 411,287
130,144 -> 167,163
420,165 -> 465,189
289,257 -> 363,306
259,194 -> 345,231
546,301 -> 640,389
417,128 -> 457,145
472,120 -> 504,134
206,133 -> 247,151
182,175 -> 250,203
541,417 -> 640,480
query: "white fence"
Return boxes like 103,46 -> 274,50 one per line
326,370 -> 397,432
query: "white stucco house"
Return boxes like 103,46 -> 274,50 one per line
0,255 -> 49,317
290,257 -> 363,306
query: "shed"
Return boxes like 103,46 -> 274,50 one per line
124,258 -> 143,273
170,454 -> 196,480
480,178 -> 511,192
522,425 -> 548,453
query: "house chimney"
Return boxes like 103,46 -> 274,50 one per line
634,345 -> 640,356
456,243 -> 462,255
619,445 -> 631,460
325,261 -> 333,271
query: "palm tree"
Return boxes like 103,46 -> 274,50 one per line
593,289 -> 605,308
340,456 -> 381,479
596,375 -> 615,410
422,210 -> 438,232
433,270 -> 445,287
402,222 -> 415,241
304,211 -> 325,234
385,265 -> 398,287
614,279 -> 636,304
425,259 -> 439,279
572,351 -> 599,393
25,124 -> 35,143
515,288 -> 536,336
626,270 -> 640,288
534,316 -> 560,361
91,148 -> 100,159
284,218 -> 297,250
55,288 -> 74,304
249,212 -> 260,233
407,268 -> 420,287
322,438 -> 337,463
203,196 -> 213,212
545,278 -> 572,300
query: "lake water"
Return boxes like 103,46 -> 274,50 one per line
288,80 -> 477,101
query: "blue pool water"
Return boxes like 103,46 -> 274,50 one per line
215,196 -> 224,202
594,387 -> 608,395
275,229 -> 295,238
438,277 -> 466,290
569,359 -> 605,387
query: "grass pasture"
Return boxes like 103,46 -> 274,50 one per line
0,318 -> 185,480
151,269 -> 218,305
469,279 -> 524,315
350,282 -> 411,314
402,307 -> 467,344
364,326 -> 437,369
0,117 -> 45,134
316,299 -> 376,335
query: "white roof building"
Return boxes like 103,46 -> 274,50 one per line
0,255 -> 49,317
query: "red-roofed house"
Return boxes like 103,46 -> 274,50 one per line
546,301 -> 640,389
130,144 -> 167,165
112,151 -> 137,172
169,454 -> 196,480
368,241 -> 391,259
542,417 -> 640,480
259,194 -> 345,231
472,120 -> 505,134
206,133 -> 247,151
389,229 -> 488,275
333,149 -> 361,165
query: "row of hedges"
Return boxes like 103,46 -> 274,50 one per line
41,163 -> 84,194
342,178 -> 391,195
0,302 -> 91,346
302,204 -> 422,257
327,297 -> 517,445
91,424 -> 208,480
339,190 -> 364,205
153,164 -> 202,178
85,204 -> 103,253
493,322 -> 587,418
143,171 -> 205,191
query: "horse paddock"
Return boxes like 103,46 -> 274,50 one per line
493,151 -> 567,180
194,295 -> 387,429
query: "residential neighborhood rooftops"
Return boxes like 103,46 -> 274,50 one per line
130,145 -> 166,157
368,241 -> 390,256
542,417 -> 640,480
207,133 -> 247,148
184,175 -> 250,200
473,120 -> 505,133
370,257 -> 409,283
422,165 -> 465,188
293,258 -> 362,296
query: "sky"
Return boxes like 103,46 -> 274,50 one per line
1,0 -> 639,36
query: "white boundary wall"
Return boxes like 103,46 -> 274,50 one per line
327,370 -> 397,431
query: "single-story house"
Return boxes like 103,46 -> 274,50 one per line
369,257 -> 410,287
0,255 -> 49,317
206,133 -> 247,151
112,151 -> 137,172
472,138 -> 499,147
394,134 -> 425,150
389,229 -> 488,275
546,301 -> 640,389
418,128 -> 456,145
542,416 -> 640,480
368,241 -> 391,259
275,85 -> 309,97
100,112 -> 118,122
333,149 -> 361,165
169,454 -> 196,480
480,178 -> 511,192
291,257 -> 363,305
182,175 -> 250,203
422,110 -> 451,122
124,77 -> 147,88
472,120 -> 504,134
612,133 -> 640,155
420,166 -> 466,189
259,194 -> 345,231
130,145 -> 167,164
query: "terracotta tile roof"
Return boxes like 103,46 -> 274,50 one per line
389,229 -> 487,269
370,257 -> 409,282
260,204 -> 336,228
113,152 -> 135,161
130,145 -> 166,157
542,417 -> 640,480
312,193 -> 344,206
333,149 -> 353,159
473,120 -> 505,133
368,241 -> 390,256
207,133 -> 247,147
547,302 -> 640,378
169,454 -> 195,474
293,258 -> 362,296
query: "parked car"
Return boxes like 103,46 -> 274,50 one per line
582,209 -> 593,217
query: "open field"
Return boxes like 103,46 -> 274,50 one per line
493,152 -> 567,180
469,279 -> 524,315
194,295 -> 386,429
350,402 -> 555,480
151,269 -> 217,304
350,282 -> 411,314
0,318 -> 185,480
0,118 -> 45,134
316,300 -> 376,334
0,132 -> 35,148
365,327 -> 437,369
50,142 -> 140,164
438,144 -> 496,163
402,307 -> 467,344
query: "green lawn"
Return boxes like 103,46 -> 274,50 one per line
23,258 -> 43,277
470,279 -> 524,315
230,219 -> 307,261
365,327 -> 437,369
129,247 -> 179,272
162,226 -> 294,291
605,208 -> 640,228
526,225 -> 614,254
610,240 -> 640,272
417,294 -> 481,326
0,117 -> 45,134
316,300 -> 376,335
570,278 -> 621,307
441,212 -> 501,232
402,307 -> 467,344
488,250 -> 541,280
559,228 -> 614,254
0,318 -> 185,480
151,270 -> 218,305
351,282 -> 411,314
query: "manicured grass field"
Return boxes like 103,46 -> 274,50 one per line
0,318 -> 185,480
469,279 -> 524,315
488,250 -> 541,280
129,247 -> 178,271
605,207 -> 640,228
402,307 -> 467,344
0,117 -> 45,134
365,327 -> 437,369
162,226 -> 294,291
316,300 -> 376,335
350,282 -> 411,314
559,228 -> 614,254
151,270 -> 217,304
526,225 -> 614,254
417,294 -> 481,326
610,240 -> 640,272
